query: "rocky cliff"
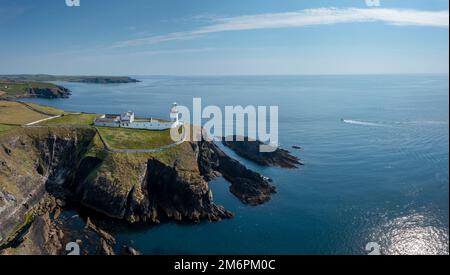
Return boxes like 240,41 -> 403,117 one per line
0,127 -> 94,249
26,85 -> 71,99
0,127 -> 275,252
74,140 -> 235,224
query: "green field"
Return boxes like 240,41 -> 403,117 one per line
97,127 -> 175,150
0,101 -> 49,125
39,113 -> 99,125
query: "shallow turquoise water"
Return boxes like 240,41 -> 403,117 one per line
25,75 -> 449,254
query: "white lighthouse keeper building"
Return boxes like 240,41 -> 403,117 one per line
94,103 -> 182,130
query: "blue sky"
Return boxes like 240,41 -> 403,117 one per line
0,0 -> 448,75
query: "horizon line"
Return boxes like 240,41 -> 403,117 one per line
1,72 -> 449,78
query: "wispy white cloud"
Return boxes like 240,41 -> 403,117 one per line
126,47 -> 221,56
112,32 -> 204,48
112,8 -> 449,48
198,8 -> 449,32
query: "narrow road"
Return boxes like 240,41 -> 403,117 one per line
25,115 -> 62,126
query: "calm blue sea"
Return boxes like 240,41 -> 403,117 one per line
25,75 -> 449,255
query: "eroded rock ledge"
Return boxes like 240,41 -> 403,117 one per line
195,140 -> 276,205
222,135 -> 303,168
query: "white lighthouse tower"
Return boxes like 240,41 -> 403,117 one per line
170,102 -> 180,126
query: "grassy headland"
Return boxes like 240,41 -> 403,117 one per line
97,127 -> 175,150
0,81 -> 71,99
0,75 -> 139,100
0,101 -> 178,150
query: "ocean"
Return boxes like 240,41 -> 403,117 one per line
24,75 -> 449,255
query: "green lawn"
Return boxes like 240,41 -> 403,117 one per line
39,113 -> 99,125
97,127 -> 176,150
0,101 -> 49,125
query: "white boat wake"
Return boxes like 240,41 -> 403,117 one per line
408,120 -> 449,126
342,119 -> 386,127
343,119 -> 449,128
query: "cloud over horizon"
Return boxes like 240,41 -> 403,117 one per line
112,7 -> 449,48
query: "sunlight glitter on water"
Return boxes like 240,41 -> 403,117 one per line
372,213 -> 449,255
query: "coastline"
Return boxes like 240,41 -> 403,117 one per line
0,98 -> 301,255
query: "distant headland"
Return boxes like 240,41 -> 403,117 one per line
0,75 -> 140,100
0,75 -> 140,84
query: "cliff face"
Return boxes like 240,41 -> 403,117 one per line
0,127 -> 95,245
26,86 -> 71,99
75,142 -> 234,223
70,137 -> 275,223
0,127 -> 276,250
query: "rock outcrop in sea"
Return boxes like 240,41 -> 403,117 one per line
196,140 -> 276,205
222,135 -> 303,168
